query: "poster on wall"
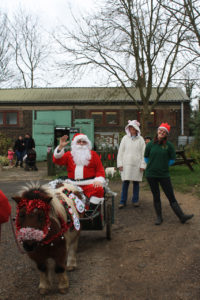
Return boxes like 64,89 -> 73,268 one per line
94,132 -> 119,150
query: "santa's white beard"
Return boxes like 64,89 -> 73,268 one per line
71,144 -> 91,166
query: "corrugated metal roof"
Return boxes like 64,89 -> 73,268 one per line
0,87 -> 189,103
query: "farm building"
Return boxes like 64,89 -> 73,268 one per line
0,87 -> 191,160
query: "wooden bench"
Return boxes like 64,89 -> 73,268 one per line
173,150 -> 195,171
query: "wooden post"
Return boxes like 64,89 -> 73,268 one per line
47,149 -> 56,176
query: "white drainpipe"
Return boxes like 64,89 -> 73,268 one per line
181,101 -> 184,135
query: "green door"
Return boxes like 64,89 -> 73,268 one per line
33,120 -> 55,161
74,119 -> 94,148
33,110 -> 72,161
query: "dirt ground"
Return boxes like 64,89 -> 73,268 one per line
0,173 -> 200,300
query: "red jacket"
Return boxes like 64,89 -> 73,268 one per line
0,190 -> 11,224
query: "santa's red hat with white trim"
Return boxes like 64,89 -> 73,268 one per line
71,133 -> 92,149
158,123 -> 171,134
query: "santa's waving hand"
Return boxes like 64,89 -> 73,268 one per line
53,133 -> 106,205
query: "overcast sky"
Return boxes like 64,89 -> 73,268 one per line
1,0 -> 107,87
1,0 -> 100,28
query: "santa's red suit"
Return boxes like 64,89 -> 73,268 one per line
53,133 -> 106,204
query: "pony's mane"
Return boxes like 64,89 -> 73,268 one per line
18,182 -> 67,222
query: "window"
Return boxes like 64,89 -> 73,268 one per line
0,111 -> 19,126
0,113 -> 3,125
90,112 -> 103,125
105,112 -> 118,125
6,112 -> 18,125
90,111 -> 119,126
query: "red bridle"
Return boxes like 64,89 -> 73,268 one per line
16,198 -> 71,245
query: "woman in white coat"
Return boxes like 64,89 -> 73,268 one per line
117,120 -> 146,208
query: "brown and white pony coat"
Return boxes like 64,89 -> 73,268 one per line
13,182 -> 83,295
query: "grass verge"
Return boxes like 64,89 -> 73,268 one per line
169,164 -> 200,196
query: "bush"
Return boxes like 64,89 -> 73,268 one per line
0,133 -> 12,156
185,145 -> 200,164
0,156 -> 9,166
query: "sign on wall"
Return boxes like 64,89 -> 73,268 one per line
94,132 -> 119,150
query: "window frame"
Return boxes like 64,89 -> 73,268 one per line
0,111 -> 19,127
89,110 -> 120,126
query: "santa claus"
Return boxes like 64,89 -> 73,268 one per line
53,133 -> 106,205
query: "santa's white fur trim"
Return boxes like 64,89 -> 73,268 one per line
64,176 -> 105,186
90,196 -> 104,205
94,176 -> 106,185
65,179 -> 95,186
54,146 -> 65,159
75,165 -> 84,179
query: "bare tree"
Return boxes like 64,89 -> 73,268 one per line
9,9 -> 50,88
54,0 -> 199,134
160,0 -> 200,49
160,0 -> 200,109
0,13 -> 13,87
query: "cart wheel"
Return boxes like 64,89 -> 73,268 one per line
106,204 -> 112,240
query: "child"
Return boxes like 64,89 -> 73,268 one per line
7,147 -> 15,167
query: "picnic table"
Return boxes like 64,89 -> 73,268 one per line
174,150 -> 195,171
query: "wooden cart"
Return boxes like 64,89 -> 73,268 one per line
79,191 -> 115,240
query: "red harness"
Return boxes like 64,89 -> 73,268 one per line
16,198 -> 72,245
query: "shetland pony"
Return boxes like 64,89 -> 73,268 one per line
12,182 -> 84,295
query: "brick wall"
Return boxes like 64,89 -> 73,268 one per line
0,102 -> 191,148
0,110 -> 32,144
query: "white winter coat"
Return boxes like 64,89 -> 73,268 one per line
117,135 -> 146,182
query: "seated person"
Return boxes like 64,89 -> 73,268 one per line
53,133 -> 106,206
24,149 -> 38,171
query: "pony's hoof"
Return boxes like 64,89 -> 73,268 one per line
39,288 -> 49,295
59,288 -> 68,294
67,266 -> 76,272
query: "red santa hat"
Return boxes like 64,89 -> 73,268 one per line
71,133 -> 92,149
158,123 -> 171,134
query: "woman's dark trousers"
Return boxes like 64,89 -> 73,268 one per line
147,177 -> 193,224
15,150 -> 24,167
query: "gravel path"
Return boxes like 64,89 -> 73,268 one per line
0,168 -> 200,300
